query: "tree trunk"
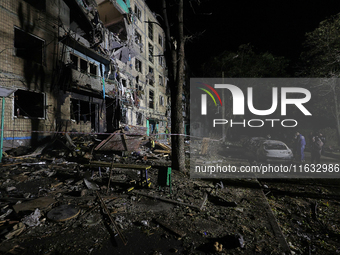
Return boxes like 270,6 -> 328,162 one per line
161,0 -> 185,171
171,0 -> 185,171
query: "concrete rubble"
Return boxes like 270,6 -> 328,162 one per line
0,135 -> 339,254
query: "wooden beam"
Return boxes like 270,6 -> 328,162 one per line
84,161 -> 151,170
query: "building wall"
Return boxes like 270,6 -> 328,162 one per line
123,0 -> 169,134
0,0 -> 64,149
0,0 -> 170,151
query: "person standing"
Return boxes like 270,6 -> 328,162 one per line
311,136 -> 323,164
295,132 -> 306,162
318,132 -> 326,155
308,131 -> 314,149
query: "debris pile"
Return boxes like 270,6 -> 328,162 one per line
1,133 -> 339,254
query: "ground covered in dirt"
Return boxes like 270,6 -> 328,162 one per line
0,135 -> 340,254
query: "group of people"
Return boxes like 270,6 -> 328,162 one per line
294,131 -> 325,164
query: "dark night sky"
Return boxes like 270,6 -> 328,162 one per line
146,0 -> 340,74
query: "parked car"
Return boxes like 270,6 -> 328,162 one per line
244,137 -> 266,153
256,140 -> 293,163
243,136 -> 266,150
243,137 -> 266,163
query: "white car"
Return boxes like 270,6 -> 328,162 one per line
256,140 -> 293,163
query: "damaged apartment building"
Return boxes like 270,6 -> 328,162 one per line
0,0 -> 170,151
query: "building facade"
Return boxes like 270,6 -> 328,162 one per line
0,0 -> 170,150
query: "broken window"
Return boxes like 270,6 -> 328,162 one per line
70,99 -> 98,130
148,66 -> 154,86
135,59 -> 142,73
148,43 -> 154,63
159,75 -> 163,86
80,58 -> 88,73
122,79 -> 127,87
23,0 -> 46,11
135,31 -> 142,44
79,100 -> 90,123
149,89 -> 154,109
14,27 -> 44,64
159,95 -> 164,106
121,108 -> 127,124
135,83 -> 142,91
148,20 -> 153,40
134,5 -> 142,21
71,54 -> 97,76
70,54 -> 79,70
89,63 -> 97,76
136,112 -> 143,125
70,99 -> 79,122
158,34 -> 163,47
159,55 -> 164,67
14,90 -> 45,118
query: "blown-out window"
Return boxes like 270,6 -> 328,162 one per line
159,75 -> 163,86
24,0 -> 46,11
14,90 -> 45,118
148,43 -> 154,63
14,27 -> 44,64
136,112 -> 143,125
159,56 -> 164,67
80,59 -> 88,73
149,89 -> 154,109
89,63 -> 97,75
70,54 -> 79,69
158,34 -> 163,47
134,5 -> 142,21
135,31 -> 142,44
70,99 -> 97,130
135,59 -> 142,73
148,66 -> 154,86
159,95 -> 164,106
148,20 -> 153,40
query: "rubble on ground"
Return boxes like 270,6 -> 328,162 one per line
0,133 -> 339,254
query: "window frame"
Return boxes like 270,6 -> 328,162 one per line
148,20 -> 153,40
159,56 -> 164,67
14,89 -> 46,119
148,43 -> 154,63
159,75 -> 164,86
149,89 -> 154,109
158,34 -> 163,47
135,30 -> 142,44
159,95 -> 164,106
134,5 -> 142,21
136,112 -> 143,125
89,62 -> 97,76
148,66 -> 154,86
14,26 -> 45,65
135,58 -> 142,73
